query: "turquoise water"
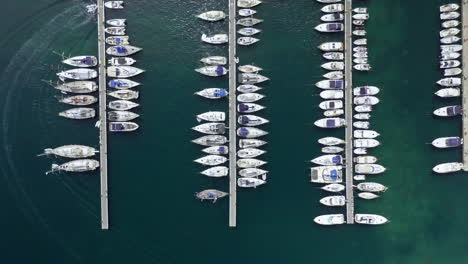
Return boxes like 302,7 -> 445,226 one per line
1,0 -> 468,263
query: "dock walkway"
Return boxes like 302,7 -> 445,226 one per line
462,0 -> 468,170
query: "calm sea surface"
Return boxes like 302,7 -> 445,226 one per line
1,0 -> 468,263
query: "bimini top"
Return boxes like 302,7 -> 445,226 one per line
328,23 -> 343,30
326,119 -> 338,127
447,137 -> 462,146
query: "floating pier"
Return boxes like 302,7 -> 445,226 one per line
462,0 -> 468,171
97,0 -> 109,230
344,0 -> 355,224
228,0 -> 237,227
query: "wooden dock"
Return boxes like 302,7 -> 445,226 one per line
462,0 -> 468,171
344,0 -> 355,224
97,0 -> 109,230
228,0 -> 237,227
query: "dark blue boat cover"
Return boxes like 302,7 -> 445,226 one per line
239,116 -> 250,124
359,87 -> 367,95
447,138 -> 461,146
332,156 -> 342,164
238,127 -> 249,137
447,105 -> 462,116
326,119 -> 336,127
216,66 -> 224,76
111,123 -> 125,130
116,46 -> 127,53
238,103 -> 248,112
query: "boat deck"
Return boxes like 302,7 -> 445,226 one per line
462,0 -> 468,171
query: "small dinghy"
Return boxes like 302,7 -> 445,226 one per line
202,146 -> 229,155
321,61 -> 344,70
314,118 -> 345,128
442,20 -> 459,28
195,189 -> 227,202
197,111 -> 225,122
440,12 -> 460,20
353,86 -> 380,96
324,109 -> 344,117
63,56 -> 97,68
106,36 -> 129,45
108,57 -> 136,66
238,64 -> 263,73
238,8 -> 257,16
433,105 -> 462,117
192,135 -> 227,146
39,145 -> 97,158
237,17 -> 263,27
318,42 -> 343,51
358,192 -> 379,200
59,107 -> 95,119
108,90 -> 139,100
200,166 -> 228,177
321,4 -> 344,13
354,113 -> 370,120
355,214 -> 388,225
354,139 -> 380,148
440,59 -> 460,69
353,121 -> 370,129
46,159 -> 99,174
318,137 -> 345,146
316,80 -> 344,89
322,146 -> 344,154
57,69 -> 97,80
237,103 -> 265,113
237,37 -> 260,46
108,79 -> 140,89
354,129 -> 380,139
321,13 -> 344,22
195,66 -> 228,77
237,84 -> 262,93
238,0 -> 262,8
441,36 -> 460,44
354,96 -> 379,105
354,64 -> 371,71
106,45 -> 142,56
58,95 -> 97,106
104,1 -> 124,9
200,56 -> 227,65
237,127 -> 268,138
108,100 -> 139,111
55,81 -> 97,93
354,155 -> 377,164
320,90 -> 343,99
194,155 -> 227,166
238,27 -> 262,36
238,73 -> 269,84
237,158 -> 267,168
314,214 -> 345,225
192,122 -> 226,135
321,183 -> 345,193
108,110 -> 139,121
433,162 -> 463,173
197,11 -> 226,22
357,182 -> 388,192
315,23 -> 344,32
106,18 -> 126,27
355,104 -> 373,113
323,52 -> 344,60
323,71 -> 344,80
237,148 -> 266,158
311,155 -> 343,166
238,115 -> 269,126
107,66 -> 144,78
435,88 -> 460,98
431,137 -> 462,148
239,139 -> 267,148
195,88 -> 228,99
353,7 -> 367,13
237,177 -> 266,188
319,100 -> 343,110
443,68 -> 462,77
201,33 -> 228,44
440,3 -> 459,12
352,13 -> 369,20
105,27 -> 125,35
320,196 -> 345,207
239,168 -> 268,178
237,93 -> 265,103
354,38 -> 367,45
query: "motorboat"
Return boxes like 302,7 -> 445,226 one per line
439,59 -> 460,68
433,105 -> 462,117
192,135 -> 227,146
197,111 -> 225,122
319,100 -> 343,110
435,87 -> 460,98
238,64 -> 263,73
440,3 -> 459,12
238,115 -> 269,126
237,177 -> 266,188
323,52 -> 344,60
353,20 -> 365,26
200,56 -> 227,65
59,107 -> 95,119
321,61 -> 344,70
431,136 -> 462,148
441,36 -> 460,44
355,104 -> 372,112
354,38 -> 367,45
321,183 -> 345,193
46,159 -> 99,174
355,214 -> 388,225
314,214 -> 345,225
311,155 -> 343,166
322,146 -> 344,153
238,8 -> 257,16
238,73 -> 269,84
108,57 -> 136,66
354,148 -> 367,155
354,155 -> 377,164
324,109 -> 344,117
237,17 -> 263,27
237,84 -> 262,93
320,196 -> 345,207
353,7 -> 367,13
107,66 -> 144,78
320,90 -> 343,99
354,113 -> 371,120
39,145 -> 97,158
62,56 -> 97,68
318,42 -> 343,51
237,93 -> 264,103
106,45 -> 142,56
202,146 -> 229,155
106,36 -> 129,45
352,13 -> 369,20
108,110 -> 139,121
355,164 -> 385,175
104,1 -> 124,9
106,18 -> 126,27
318,137 -> 345,146
201,33 -> 228,44
105,27 -> 125,35
238,0 -> 262,8
239,168 -> 268,178
353,121 -> 370,129
192,122 -> 226,134
321,13 -> 344,22
237,103 -> 265,113
354,139 -> 379,148
58,95 -> 97,106
57,69 -> 97,80
237,37 -> 260,46
433,162 -> 463,173
238,27 -> 262,36
55,81 -> 97,93
237,148 -> 266,158
195,189 -> 227,202
237,158 -> 267,168
239,139 -> 267,148
310,166 -> 343,183
357,182 -> 388,192
354,96 -> 379,105
358,192 -> 379,200
200,166 -> 228,177
442,20 -> 459,28
440,52 -> 460,60
315,23 -> 344,32
353,52 -> 368,58
197,11 -> 226,22
443,68 -> 462,77
354,129 -> 380,139
194,155 -> 227,166
441,44 -> 463,52
323,71 -> 343,80
354,175 -> 365,181
321,4 -> 344,13
108,100 -> 139,110
315,118 -> 345,128
354,64 -> 371,71
354,86 -> 379,96
195,88 -> 228,99
316,80 -> 344,89
195,66 -> 228,77
353,30 -> 366,36
440,12 -> 459,20
108,79 -> 140,89
237,127 -> 268,138
108,90 -> 139,100
353,46 -> 368,53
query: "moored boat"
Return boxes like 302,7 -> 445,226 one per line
195,88 -> 228,99
237,127 -> 268,138
200,56 -> 227,65
237,103 -> 265,113
108,79 -> 140,89
106,36 -> 130,45
358,192 -> 379,200
59,107 -> 95,119
314,118 -> 345,128
310,165 -> 343,183
108,110 -> 139,121
55,81 -> 98,93
195,189 -> 228,202
201,34 -> 228,44
109,122 -> 139,132
197,11 -> 226,22
196,111 -> 226,122
355,214 -> 388,225
107,66 -> 144,78
320,195 -> 345,206
314,214 -> 345,225
237,177 -> 266,188
192,135 -> 227,146
194,155 -> 227,166
108,100 -> 139,111
39,145 -> 97,158
46,159 -> 99,174
357,182 -> 387,192
106,45 -> 142,56
239,139 -> 267,148
201,166 -> 228,177
57,69 -> 97,80
433,162 -> 463,173
321,183 -> 345,193
318,137 -> 345,146
431,136 -> 463,148
237,158 -> 267,168
62,56 -> 97,68
58,95 -> 97,106
202,146 -> 229,155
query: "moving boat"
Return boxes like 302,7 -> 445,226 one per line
106,36 -> 129,45
319,100 -> 343,110
55,81 -> 98,93
237,103 -> 265,113
354,64 -> 371,71
58,95 -> 97,106
322,146 -> 344,153
106,45 -> 142,56
104,1 -> 124,9
354,96 -> 379,105
194,155 -> 227,166
441,36 -> 460,44
318,42 -> 343,51
237,17 -> 263,27
439,59 -> 460,68
108,57 -> 136,66
108,110 -> 139,121
105,26 -> 125,35
238,8 -> 257,16
310,166 -> 343,183
323,52 -> 344,60
321,183 -> 345,193
354,38 -> 367,45
59,107 -> 95,119
354,139 -> 380,148
315,23 -> 344,32
197,111 -> 225,122
433,162 -> 463,173
353,121 -> 370,129
318,137 -> 345,146
440,12 -> 459,20
237,158 -> 267,168
192,135 -> 227,146
238,0 -> 262,8
106,18 -> 126,27
200,56 -> 227,65
108,79 -> 140,89
354,155 -> 377,164
435,87 -> 460,98
237,93 -> 265,103
195,189 -> 227,202
238,27 -> 262,36
201,33 -> 228,44
354,129 -> 380,139
197,11 -> 226,22
433,105 -> 462,117
239,168 -> 268,178
202,146 -> 229,155
355,105 -> 372,112
239,139 -> 267,148
354,86 -> 380,96
311,155 -> 343,166
440,3 -> 459,12
316,80 -> 344,89
321,13 -> 344,22
107,66 -> 144,78
355,214 -> 388,225
320,196 -> 345,207
39,145 -> 97,158
62,56 -> 97,68
108,100 -> 139,110
195,88 -> 228,99
432,136 -> 462,148
320,90 -> 343,99
314,118 -> 345,128
357,182 -> 387,192
238,65 -> 263,73
192,122 -> 226,134
442,20 -> 459,28
237,177 -> 266,188
355,164 -> 386,174
195,66 -> 228,77
57,69 -> 97,80
324,109 -> 344,117
238,115 -> 269,126
321,61 -> 344,70
358,192 -> 379,200
201,166 -> 228,177
237,127 -> 268,138
354,113 -> 371,120
443,68 -> 462,76
321,4 -> 344,13
314,214 -> 345,225
238,73 -> 269,84
46,159 -> 99,174
237,37 -> 260,45
237,84 -> 262,93
237,148 -> 266,158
